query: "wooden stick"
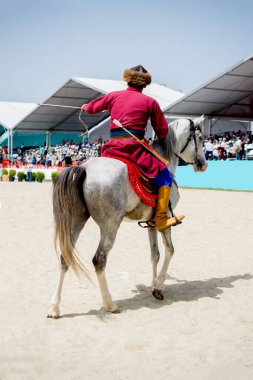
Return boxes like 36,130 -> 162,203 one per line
40,103 -> 107,112
40,103 -> 81,109
113,119 -> 168,166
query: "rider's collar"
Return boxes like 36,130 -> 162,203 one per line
126,87 -> 142,93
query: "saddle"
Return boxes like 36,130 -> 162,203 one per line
109,156 -> 157,208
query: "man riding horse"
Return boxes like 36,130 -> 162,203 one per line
81,65 -> 184,231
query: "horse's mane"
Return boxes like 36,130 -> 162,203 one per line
152,120 -> 177,162
165,122 -> 177,161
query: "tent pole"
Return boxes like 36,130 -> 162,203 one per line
10,129 -> 13,160
46,132 -> 49,146
7,129 -> 10,161
208,117 -> 212,136
47,132 -> 52,146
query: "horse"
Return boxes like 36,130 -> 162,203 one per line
47,116 -> 207,318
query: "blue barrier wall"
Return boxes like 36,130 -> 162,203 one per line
176,161 -> 253,191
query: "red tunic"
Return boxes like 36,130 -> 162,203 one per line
83,87 -> 168,178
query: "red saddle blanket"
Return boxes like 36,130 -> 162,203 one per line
109,156 -> 157,208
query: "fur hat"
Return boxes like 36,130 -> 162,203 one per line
123,65 -> 152,86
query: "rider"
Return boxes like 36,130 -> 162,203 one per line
81,65 -> 184,231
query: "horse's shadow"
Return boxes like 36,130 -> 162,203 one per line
62,273 -> 252,319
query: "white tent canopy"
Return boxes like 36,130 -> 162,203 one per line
0,102 -> 37,130
13,77 -> 184,133
0,102 -> 38,151
74,77 -> 184,110
164,54 -> 253,121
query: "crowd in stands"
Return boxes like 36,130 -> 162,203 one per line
204,131 -> 253,161
0,138 -> 104,168
1,130 -> 253,168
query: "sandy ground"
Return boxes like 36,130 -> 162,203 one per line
0,182 -> 253,380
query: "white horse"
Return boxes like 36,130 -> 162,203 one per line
47,117 -> 207,318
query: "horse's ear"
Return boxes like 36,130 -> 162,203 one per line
194,114 -> 205,126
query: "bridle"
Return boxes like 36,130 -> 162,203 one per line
175,119 -> 201,165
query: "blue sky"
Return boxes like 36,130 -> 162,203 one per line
0,0 -> 253,102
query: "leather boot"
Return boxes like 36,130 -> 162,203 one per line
155,186 -> 185,231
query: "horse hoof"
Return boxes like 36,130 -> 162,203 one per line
105,304 -> 120,314
111,307 -> 121,314
47,312 -> 60,319
47,306 -> 60,319
152,289 -> 164,300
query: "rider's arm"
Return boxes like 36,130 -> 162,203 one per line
81,94 -> 112,114
150,100 -> 168,139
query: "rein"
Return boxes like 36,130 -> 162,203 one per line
175,119 -> 200,165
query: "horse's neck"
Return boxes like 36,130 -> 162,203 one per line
151,122 -> 182,176
166,124 -> 179,176
167,153 -> 178,176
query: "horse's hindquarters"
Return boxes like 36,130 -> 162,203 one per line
84,158 -> 130,224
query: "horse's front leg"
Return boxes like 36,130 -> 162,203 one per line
93,224 -> 120,313
148,228 -> 160,290
152,228 -> 174,300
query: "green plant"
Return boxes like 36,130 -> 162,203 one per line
17,171 -> 25,181
9,169 -> 16,177
36,171 -> 45,182
51,171 -> 59,181
9,169 -> 16,181
2,169 -> 8,175
32,172 -> 36,181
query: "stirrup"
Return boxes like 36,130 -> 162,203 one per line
138,220 -> 156,229
156,214 -> 185,232
173,215 -> 183,225
169,201 -> 183,226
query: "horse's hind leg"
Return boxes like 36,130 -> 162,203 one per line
152,228 -> 174,300
92,224 -> 120,313
47,221 -> 86,319
47,256 -> 68,318
148,228 -> 160,290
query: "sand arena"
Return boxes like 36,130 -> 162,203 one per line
0,182 -> 253,380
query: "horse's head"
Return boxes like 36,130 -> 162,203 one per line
174,116 -> 208,172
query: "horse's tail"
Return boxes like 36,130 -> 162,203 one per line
53,166 -> 90,278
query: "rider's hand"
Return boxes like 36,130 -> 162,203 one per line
81,104 -> 87,112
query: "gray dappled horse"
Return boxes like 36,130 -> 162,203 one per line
48,117 -> 207,318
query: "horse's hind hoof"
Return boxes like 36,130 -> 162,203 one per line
111,307 -> 121,314
104,303 -> 120,314
152,289 -> 164,300
47,312 -> 60,319
47,305 -> 60,319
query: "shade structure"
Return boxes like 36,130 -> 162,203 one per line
13,77 -> 184,133
0,102 -> 37,130
164,54 -> 253,121
0,102 -> 38,148
0,102 -> 38,156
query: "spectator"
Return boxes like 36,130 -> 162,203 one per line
63,154 -> 72,167
219,138 -> 227,160
213,142 -> 219,160
233,137 -> 242,160
241,140 -> 246,160
204,139 -> 214,160
27,163 -> 33,182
